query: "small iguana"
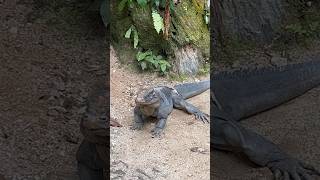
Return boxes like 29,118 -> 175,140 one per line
132,80 -> 210,137
212,60 -> 320,180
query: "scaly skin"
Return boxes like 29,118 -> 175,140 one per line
212,60 -> 320,180
133,81 -> 210,138
77,84 -> 108,180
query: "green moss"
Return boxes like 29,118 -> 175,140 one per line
196,63 -> 210,77
130,4 -> 168,53
172,0 -> 210,58
267,1 -> 320,52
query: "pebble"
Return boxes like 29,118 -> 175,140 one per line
47,109 -> 59,116
130,102 -> 135,107
9,27 -> 18,34
306,1 -> 312,7
270,56 -> 287,67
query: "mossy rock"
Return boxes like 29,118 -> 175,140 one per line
111,0 -> 210,73
110,0 -> 138,63
171,0 -> 209,58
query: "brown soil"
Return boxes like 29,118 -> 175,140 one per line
110,46 -> 210,180
0,1 -> 106,179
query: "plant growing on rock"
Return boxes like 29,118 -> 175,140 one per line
136,50 -> 171,75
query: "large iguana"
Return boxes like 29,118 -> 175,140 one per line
132,80 -> 210,137
75,1 -> 110,179
212,60 -> 320,180
76,83 -> 108,180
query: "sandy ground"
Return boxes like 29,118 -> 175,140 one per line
110,46 -> 210,180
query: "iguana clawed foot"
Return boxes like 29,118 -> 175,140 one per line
130,122 -> 144,130
194,111 -> 210,123
151,127 -> 164,138
268,158 -> 320,180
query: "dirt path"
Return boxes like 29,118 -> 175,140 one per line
213,47 -> 320,180
110,47 -> 210,180
0,1 -> 106,179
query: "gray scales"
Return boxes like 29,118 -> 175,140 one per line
212,60 -> 320,180
132,80 -> 210,137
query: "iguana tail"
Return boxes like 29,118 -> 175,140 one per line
174,80 -> 210,99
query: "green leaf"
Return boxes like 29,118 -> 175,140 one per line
133,29 -> 139,48
160,64 -> 166,72
152,10 -> 164,34
153,60 -> 159,68
145,50 -> 153,56
169,0 -> 174,12
140,61 -> 147,70
159,59 -> 168,65
124,27 -> 132,38
155,55 -> 163,60
136,51 -> 146,61
159,0 -> 165,8
118,0 -> 127,11
136,0 -> 147,6
145,56 -> 154,63
154,0 -> 160,7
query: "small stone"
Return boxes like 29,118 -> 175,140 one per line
190,147 -> 199,152
187,121 -> 195,125
47,109 -> 59,116
77,106 -> 87,114
39,154 -> 46,161
9,27 -> 18,34
50,89 -> 60,98
59,150 -> 65,156
232,61 -> 240,68
56,82 -> 65,91
49,106 -> 66,113
306,1 -> 312,7
270,56 -> 287,67
198,148 -> 205,152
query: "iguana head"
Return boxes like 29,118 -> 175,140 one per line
81,85 -> 109,144
135,88 -> 160,106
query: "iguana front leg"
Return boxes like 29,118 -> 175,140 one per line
173,94 -> 209,123
131,106 -> 146,130
76,140 -> 106,180
213,115 -> 320,180
151,118 -> 167,138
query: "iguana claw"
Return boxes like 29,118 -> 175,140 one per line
151,127 -> 163,138
194,111 -> 210,123
268,158 -> 320,180
130,122 -> 143,130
